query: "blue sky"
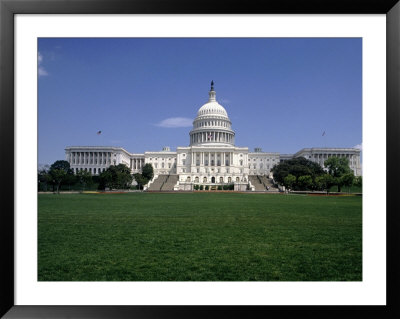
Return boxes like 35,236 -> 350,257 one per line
38,38 -> 362,165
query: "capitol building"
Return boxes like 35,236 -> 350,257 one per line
65,82 -> 362,191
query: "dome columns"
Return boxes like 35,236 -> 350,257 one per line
189,130 -> 235,146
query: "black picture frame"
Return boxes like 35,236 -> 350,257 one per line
1,0 -> 399,318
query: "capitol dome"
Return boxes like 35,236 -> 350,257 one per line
189,81 -> 235,146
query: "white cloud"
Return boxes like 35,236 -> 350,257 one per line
354,143 -> 362,150
219,98 -> 230,104
38,67 -> 48,76
155,117 -> 193,128
38,52 -> 48,77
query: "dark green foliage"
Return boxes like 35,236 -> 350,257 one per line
354,176 -> 362,188
324,157 -> 352,192
48,160 -> 75,193
38,165 -> 52,191
283,174 -> 296,190
205,185 -> 209,190
217,185 -> 222,190
133,173 -> 148,190
199,185 -> 204,190
194,185 -> 199,190
38,193 -> 362,281
272,157 -> 324,190
141,163 -> 154,181
324,157 -> 351,178
76,170 -> 93,191
315,174 -> 336,193
99,164 -> 133,190
298,175 -> 313,190
340,173 -> 355,193
98,169 -> 113,190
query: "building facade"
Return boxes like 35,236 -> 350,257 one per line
65,83 -> 362,190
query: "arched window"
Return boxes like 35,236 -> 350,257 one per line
228,177 -> 232,183
195,177 -> 199,183
94,168 -> 96,174
236,177 -> 240,182
203,177 -> 207,183
187,176 -> 191,182
220,177 -> 223,183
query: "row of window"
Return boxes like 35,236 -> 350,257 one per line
71,159 -> 111,165
194,120 -> 230,128
149,157 -> 175,161
74,167 -> 106,174
250,164 -> 271,169
182,159 -> 232,166
181,168 -> 244,174
184,176 -> 247,183
154,163 -> 176,169
249,158 -> 277,162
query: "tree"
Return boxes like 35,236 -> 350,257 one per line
324,157 -> 351,192
98,169 -> 113,190
98,164 -> 133,190
283,174 -> 296,191
113,164 -> 133,189
133,173 -> 148,190
340,172 -> 355,193
272,157 -> 324,190
315,174 -> 335,194
76,170 -> 93,192
298,175 -> 313,190
38,165 -> 51,191
142,163 -> 154,181
354,175 -> 362,189
49,160 -> 74,193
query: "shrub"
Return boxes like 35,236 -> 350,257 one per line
205,185 -> 209,190
217,185 -> 222,190
194,184 -> 199,190
199,185 -> 204,190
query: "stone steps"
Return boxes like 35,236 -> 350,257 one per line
147,175 -> 168,191
161,175 -> 179,191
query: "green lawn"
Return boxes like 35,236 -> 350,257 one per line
38,192 -> 362,281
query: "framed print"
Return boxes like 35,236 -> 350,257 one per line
1,0 -> 399,318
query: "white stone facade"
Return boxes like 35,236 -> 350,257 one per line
65,83 -> 362,190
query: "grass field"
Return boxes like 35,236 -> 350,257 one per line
38,192 -> 362,281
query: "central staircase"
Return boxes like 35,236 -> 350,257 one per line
147,175 -> 179,191
249,175 -> 278,191
161,175 -> 179,191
